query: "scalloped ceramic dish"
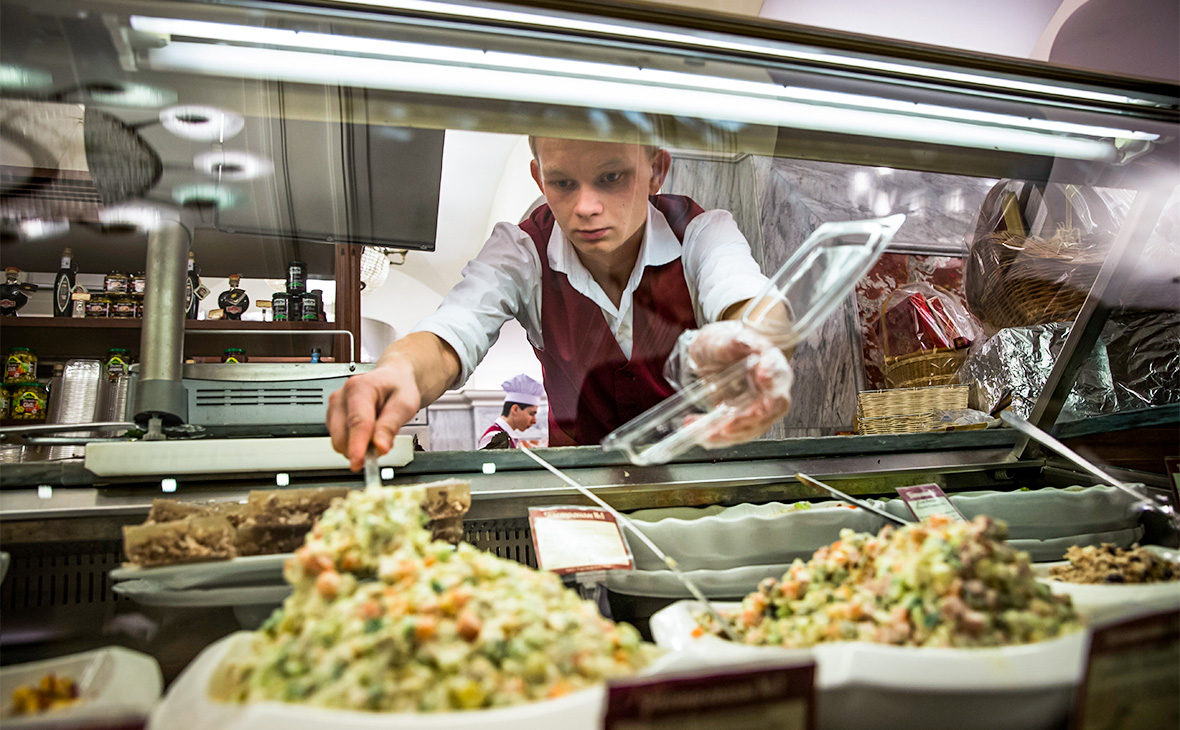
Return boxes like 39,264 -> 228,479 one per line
0,647 -> 163,729
649,600 -> 1087,730
1033,545 -> 1180,620
947,486 -> 1144,539
626,500 -> 889,571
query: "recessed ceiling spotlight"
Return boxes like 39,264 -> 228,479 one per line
99,202 -> 179,233
0,63 -> 53,90
193,149 -> 272,181
85,82 -> 177,108
172,183 -> 237,209
17,219 -> 70,242
160,104 -> 245,141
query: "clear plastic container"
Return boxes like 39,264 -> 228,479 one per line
603,214 -> 905,465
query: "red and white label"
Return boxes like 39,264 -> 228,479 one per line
528,506 -> 634,575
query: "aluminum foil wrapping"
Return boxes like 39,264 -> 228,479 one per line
959,312 -> 1180,422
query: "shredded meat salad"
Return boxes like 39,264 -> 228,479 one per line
698,514 -> 1079,648
1049,543 -> 1179,585
218,486 -> 655,712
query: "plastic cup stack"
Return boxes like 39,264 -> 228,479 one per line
46,359 -> 102,460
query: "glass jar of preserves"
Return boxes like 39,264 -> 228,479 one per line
272,292 -> 291,321
85,293 -> 112,318
104,272 -> 129,293
287,260 -> 307,294
131,271 -> 147,295
221,347 -> 247,363
10,381 -> 48,420
5,347 -> 36,384
105,348 -> 132,382
133,295 -> 144,318
110,294 -> 136,319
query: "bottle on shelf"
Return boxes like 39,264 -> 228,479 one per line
185,253 -> 201,320
53,247 -> 77,317
218,274 -> 250,320
1,268 -> 32,316
310,347 -> 322,363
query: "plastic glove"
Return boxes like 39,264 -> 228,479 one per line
665,321 -> 794,449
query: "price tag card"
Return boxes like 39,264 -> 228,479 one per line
604,662 -> 815,730
194,284 -> 211,300
896,484 -> 965,522
71,285 -> 91,302
528,506 -> 633,575
1072,608 -> 1180,730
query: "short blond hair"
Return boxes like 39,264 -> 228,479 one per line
528,135 -> 660,162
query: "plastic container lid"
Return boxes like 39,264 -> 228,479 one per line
602,214 -> 905,466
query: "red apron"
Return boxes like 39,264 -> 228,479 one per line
479,421 -> 517,448
520,195 -> 702,446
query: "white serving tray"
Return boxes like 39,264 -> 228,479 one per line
649,600 -> 1087,691
1033,545 -> 1180,620
625,501 -> 887,572
1009,525 -> 1145,562
0,646 -> 163,728
112,580 -> 292,608
86,434 -> 413,477
949,486 -> 1144,539
650,600 -> 1087,730
111,553 -> 291,590
149,632 -> 772,730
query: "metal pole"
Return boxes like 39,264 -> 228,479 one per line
134,220 -> 191,427
1014,187 -> 1171,460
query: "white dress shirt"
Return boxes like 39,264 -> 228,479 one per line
412,202 -> 769,384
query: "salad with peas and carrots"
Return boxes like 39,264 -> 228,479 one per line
698,514 -> 1079,648
219,486 -> 654,712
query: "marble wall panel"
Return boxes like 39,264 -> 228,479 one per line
427,408 -> 475,452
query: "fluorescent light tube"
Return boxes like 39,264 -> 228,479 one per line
287,0 -> 1153,106
148,42 -> 1119,161
131,16 -> 1157,144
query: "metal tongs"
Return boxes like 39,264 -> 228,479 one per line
1001,411 -> 1178,525
795,472 -> 912,526
518,445 -> 740,641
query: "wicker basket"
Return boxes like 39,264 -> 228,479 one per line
964,231 -> 1105,332
858,384 -> 969,419
883,348 -> 968,389
857,412 -> 938,435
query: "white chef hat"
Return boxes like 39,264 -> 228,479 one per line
501,374 -> 544,406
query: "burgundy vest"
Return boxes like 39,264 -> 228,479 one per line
520,195 -> 702,446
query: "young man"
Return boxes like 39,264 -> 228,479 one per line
478,374 -> 542,449
328,136 -> 792,469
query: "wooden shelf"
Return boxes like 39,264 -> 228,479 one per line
1,317 -> 342,362
1,317 -> 337,330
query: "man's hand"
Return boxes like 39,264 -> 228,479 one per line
670,321 -> 794,448
326,357 -> 422,471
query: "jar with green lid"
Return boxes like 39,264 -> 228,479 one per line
110,294 -> 136,319
105,348 -> 132,382
85,293 -> 112,318
10,382 -> 47,420
222,347 -> 248,364
0,384 -> 9,419
5,347 -> 36,384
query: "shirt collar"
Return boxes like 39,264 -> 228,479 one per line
547,201 -> 683,309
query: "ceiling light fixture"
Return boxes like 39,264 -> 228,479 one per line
147,41 -> 1124,162
160,104 -> 245,142
193,150 -> 273,181
203,1 -> 1155,107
